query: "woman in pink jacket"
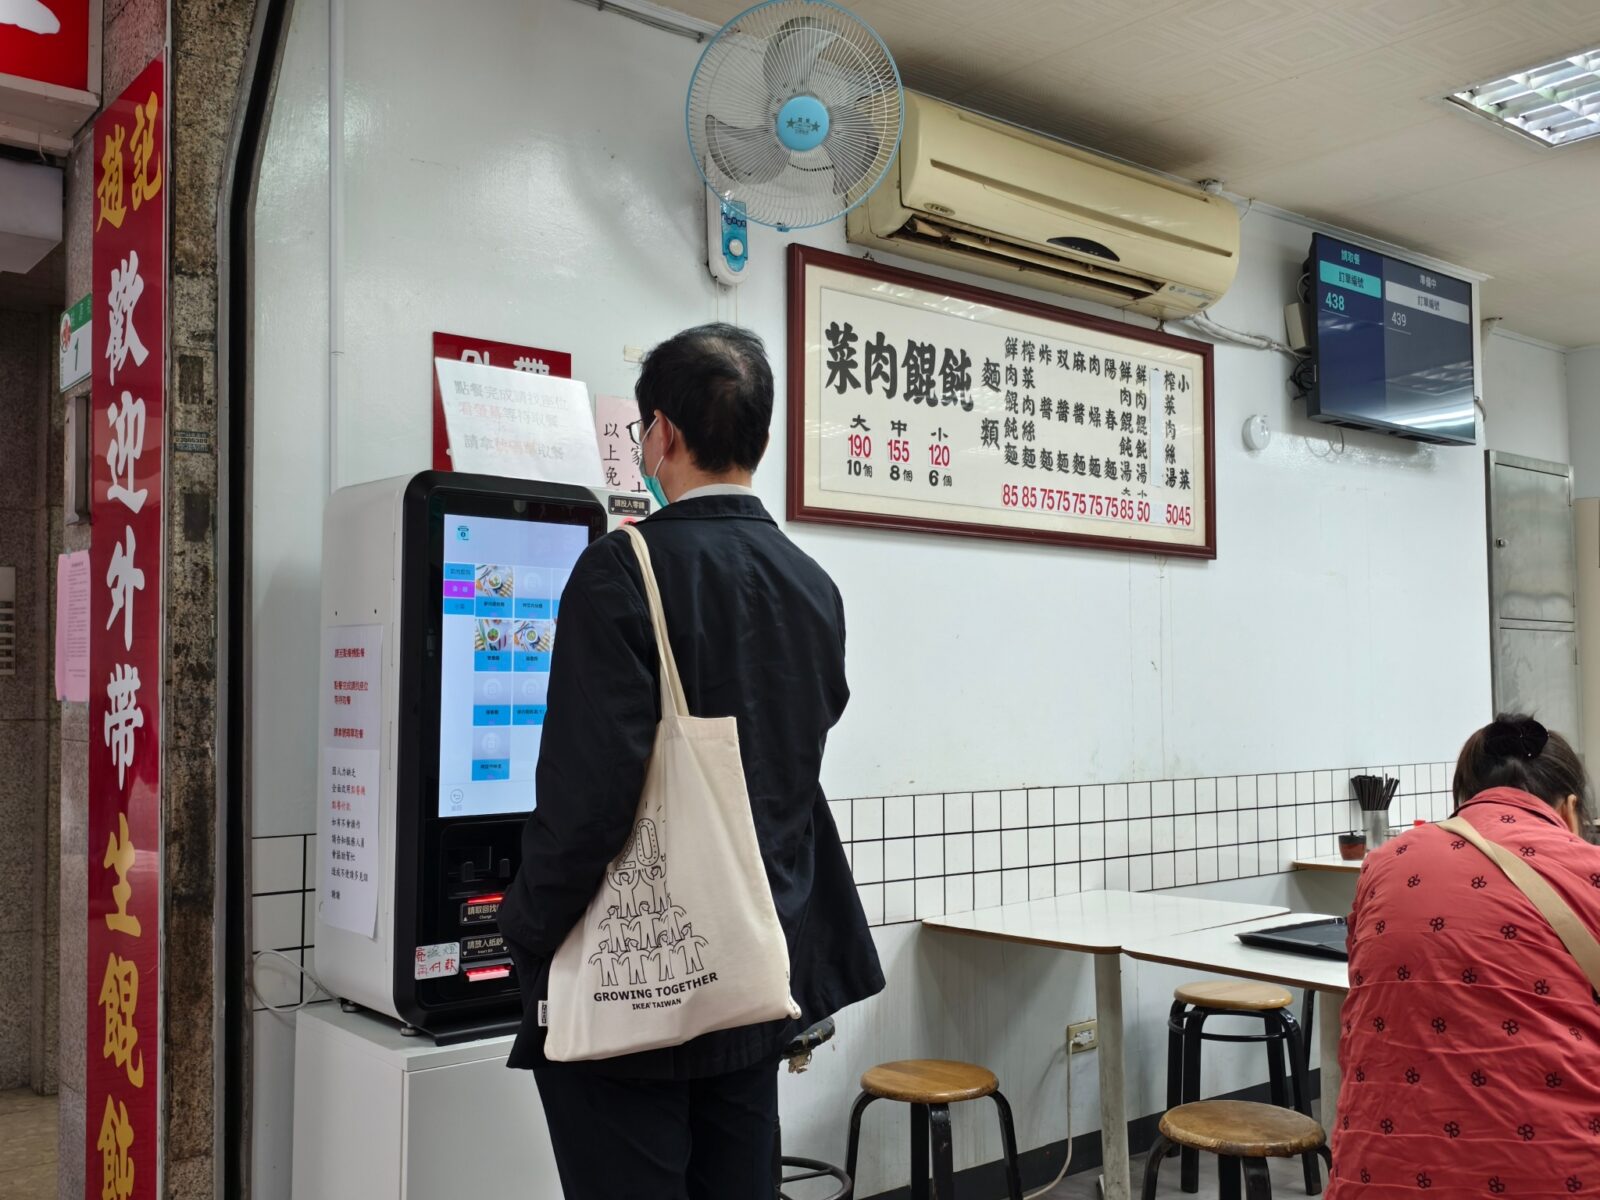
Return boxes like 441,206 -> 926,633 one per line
1328,716 -> 1600,1198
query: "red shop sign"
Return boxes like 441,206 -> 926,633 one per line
0,0 -> 92,91
431,331 -> 570,471
87,53 -> 164,1200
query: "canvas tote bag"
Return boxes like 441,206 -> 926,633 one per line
1438,816 -> 1600,991
543,524 -> 800,1061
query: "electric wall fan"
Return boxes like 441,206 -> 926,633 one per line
687,0 -> 903,282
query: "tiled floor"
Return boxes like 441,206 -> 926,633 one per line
0,1088 -> 58,1199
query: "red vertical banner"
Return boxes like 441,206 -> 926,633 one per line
431,332 -> 571,470
87,54 -> 165,1200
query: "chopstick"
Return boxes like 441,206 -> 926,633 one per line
1351,774 -> 1399,811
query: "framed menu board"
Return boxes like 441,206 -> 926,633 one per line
786,246 -> 1216,558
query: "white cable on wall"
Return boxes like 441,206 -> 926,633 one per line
251,949 -> 332,1014
1175,311 -> 1303,363
1018,1048 -> 1075,1199
328,0 -> 345,496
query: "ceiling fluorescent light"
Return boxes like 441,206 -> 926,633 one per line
1448,47 -> 1600,147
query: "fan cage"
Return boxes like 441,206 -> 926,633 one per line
685,0 -> 904,231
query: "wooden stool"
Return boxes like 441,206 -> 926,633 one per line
1144,1101 -> 1330,1200
1167,982 -> 1320,1195
845,1060 -> 1023,1200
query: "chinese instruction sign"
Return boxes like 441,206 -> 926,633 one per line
594,393 -> 646,496
54,550 -> 90,702
318,624 -> 383,936
87,53 -> 164,1200
436,358 -> 604,487
787,247 -> 1215,558
320,746 -> 381,938
431,332 -> 571,471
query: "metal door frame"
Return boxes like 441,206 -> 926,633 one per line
1485,449 -> 1580,728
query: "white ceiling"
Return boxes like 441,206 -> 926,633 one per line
664,0 -> 1600,347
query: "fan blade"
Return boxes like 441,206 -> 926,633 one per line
706,115 -> 791,186
762,15 -> 839,99
824,101 -> 882,195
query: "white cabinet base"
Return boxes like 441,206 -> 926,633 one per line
292,1004 -> 561,1199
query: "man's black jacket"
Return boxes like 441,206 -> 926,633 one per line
497,493 -> 884,1078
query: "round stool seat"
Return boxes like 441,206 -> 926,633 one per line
1174,980 -> 1294,1011
1159,1100 -> 1326,1159
861,1059 -> 998,1105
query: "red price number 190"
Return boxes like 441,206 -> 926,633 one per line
847,433 -> 872,459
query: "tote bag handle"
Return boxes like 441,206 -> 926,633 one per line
1438,816 -> 1600,993
621,525 -> 689,719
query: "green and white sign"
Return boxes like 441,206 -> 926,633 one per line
59,294 -> 91,392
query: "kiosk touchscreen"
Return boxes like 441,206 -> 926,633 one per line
315,471 -> 608,1040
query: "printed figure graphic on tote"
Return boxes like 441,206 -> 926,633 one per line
585,818 -> 713,993
542,525 -> 799,1061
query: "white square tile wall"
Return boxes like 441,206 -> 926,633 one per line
247,833 -> 322,1011
838,762 -> 1455,926
252,766 -> 1461,954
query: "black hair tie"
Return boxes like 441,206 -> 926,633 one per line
1486,718 -> 1549,760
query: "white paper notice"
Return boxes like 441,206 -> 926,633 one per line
414,942 -> 461,981
594,393 -> 646,495
54,551 -> 91,702
320,746 -> 381,937
322,623 -> 383,749
436,357 -> 604,486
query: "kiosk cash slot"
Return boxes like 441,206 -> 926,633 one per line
314,471 -> 614,1040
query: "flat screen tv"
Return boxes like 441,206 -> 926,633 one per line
1306,233 -> 1475,446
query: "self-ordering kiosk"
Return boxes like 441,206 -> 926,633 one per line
314,471 -> 641,1040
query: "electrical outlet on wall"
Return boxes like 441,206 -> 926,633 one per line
1068,1019 -> 1098,1054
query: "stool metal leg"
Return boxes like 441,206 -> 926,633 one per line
1274,1011 -> 1323,1196
1242,1157 -> 1274,1200
1141,1134 -> 1172,1200
1301,990 -> 1316,1076
844,1092 -> 877,1183
1166,1000 -> 1188,1113
991,1090 -> 1025,1200
1265,1022 -> 1288,1111
910,1103 -> 930,1200
1165,1001 -> 1187,1157
928,1105 -> 955,1200
1219,1155 -> 1243,1200
1180,1008 -> 1210,1193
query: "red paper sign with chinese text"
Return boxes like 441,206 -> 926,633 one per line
431,332 -> 570,470
0,0 -> 91,91
87,54 -> 164,1200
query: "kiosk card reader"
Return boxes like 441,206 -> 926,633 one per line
315,471 -> 608,1040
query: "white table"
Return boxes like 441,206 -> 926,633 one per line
923,891 -> 1289,1200
1123,914 -> 1349,1131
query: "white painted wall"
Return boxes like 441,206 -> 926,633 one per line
1481,327 -> 1571,466
1570,347 -> 1600,499
249,0 -> 1503,1194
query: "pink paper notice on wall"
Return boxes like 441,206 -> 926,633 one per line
54,550 -> 91,702
594,393 -> 646,495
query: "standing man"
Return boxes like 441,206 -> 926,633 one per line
497,324 -> 883,1199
